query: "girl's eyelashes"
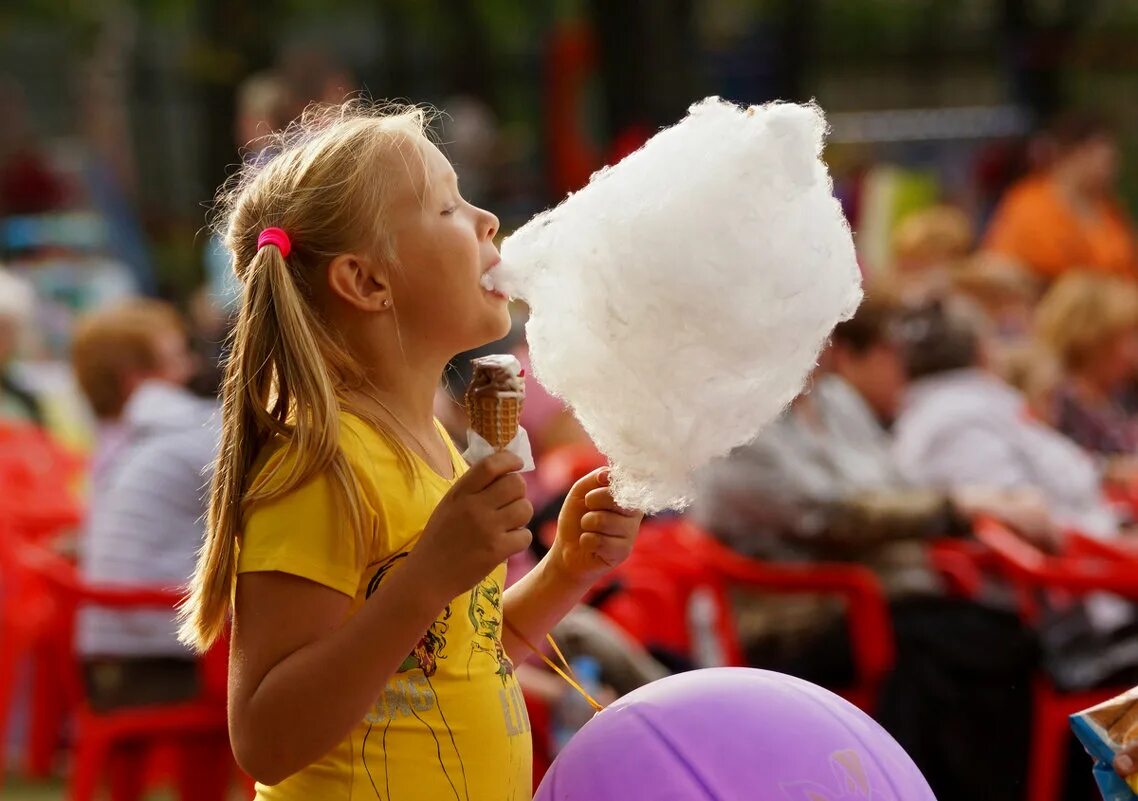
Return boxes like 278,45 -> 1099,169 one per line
441,204 -> 458,216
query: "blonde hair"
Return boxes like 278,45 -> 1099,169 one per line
71,300 -> 186,419
891,204 -> 973,268
951,252 -> 1038,307
179,101 -> 432,651
1000,344 -> 1061,411
1034,273 -> 1138,371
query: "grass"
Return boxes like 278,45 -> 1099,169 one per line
3,777 -> 67,801
3,775 -> 190,800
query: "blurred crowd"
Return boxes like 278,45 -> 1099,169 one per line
687,108 -> 1138,801
2,40 -> 1138,801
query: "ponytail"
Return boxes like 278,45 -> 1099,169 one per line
178,101 -> 430,651
179,245 -> 362,650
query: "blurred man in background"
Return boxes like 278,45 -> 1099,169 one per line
69,300 -> 226,800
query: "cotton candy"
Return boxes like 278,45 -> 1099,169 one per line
486,97 -> 862,513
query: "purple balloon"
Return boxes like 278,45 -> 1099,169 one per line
536,668 -> 936,801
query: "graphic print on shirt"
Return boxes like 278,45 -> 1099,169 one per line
365,551 -> 451,677
362,550 -> 468,801
466,576 -> 514,683
467,574 -> 531,792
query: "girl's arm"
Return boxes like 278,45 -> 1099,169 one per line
230,563 -> 447,785
501,551 -> 593,660
230,452 -> 531,785
502,468 -> 642,660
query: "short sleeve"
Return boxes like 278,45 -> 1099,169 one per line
237,466 -> 363,599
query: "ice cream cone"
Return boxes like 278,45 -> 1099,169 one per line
466,393 -> 523,450
465,354 -> 526,451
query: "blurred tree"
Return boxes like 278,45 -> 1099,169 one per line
195,0 -> 273,193
586,0 -> 698,138
999,0 -> 1101,122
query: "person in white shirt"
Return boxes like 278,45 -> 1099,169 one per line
78,381 -> 219,671
70,300 -> 228,801
893,298 -> 1118,539
895,299 -> 1138,702
71,300 -> 219,704
694,297 -> 1039,801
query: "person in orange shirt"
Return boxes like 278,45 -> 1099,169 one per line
983,111 -> 1137,280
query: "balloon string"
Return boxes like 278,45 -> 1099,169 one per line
504,618 -> 605,713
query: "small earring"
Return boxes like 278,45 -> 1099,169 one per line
382,299 -> 391,309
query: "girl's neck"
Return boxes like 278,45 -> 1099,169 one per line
352,366 -> 441,436
343,372 -> 456,479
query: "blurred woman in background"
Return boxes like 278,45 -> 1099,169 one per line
1034,273 -> 1138,459
886,204 -> 974,306
70,300 -> 227,800
983,110 -> 1137,280
894,298 -> 1118,539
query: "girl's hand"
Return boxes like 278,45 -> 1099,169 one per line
415,451 -> 533,603
552,468 -> 643,584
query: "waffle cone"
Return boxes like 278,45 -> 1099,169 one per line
466,394 -> 523,450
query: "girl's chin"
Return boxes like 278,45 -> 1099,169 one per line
451,311 -> 512,356
485,305 -> 514,340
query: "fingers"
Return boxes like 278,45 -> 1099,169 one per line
578,531 -> 627,567
565,467 -> 610,503
502,526 -> 533,556
481,472 -> 528,509
581,510 -> 642,535
584,487 -> 639,516
1116,752 -> 1136,778
497,497 -> 534,532
460,450 -> 525,492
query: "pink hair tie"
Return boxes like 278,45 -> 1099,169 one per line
257,227 -> 292,258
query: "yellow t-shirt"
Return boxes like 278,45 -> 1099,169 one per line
237,414 -> 533,801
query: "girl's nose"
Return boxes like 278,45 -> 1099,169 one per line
479,207 -> 500,241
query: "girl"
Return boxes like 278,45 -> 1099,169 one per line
179,101 -> 642,800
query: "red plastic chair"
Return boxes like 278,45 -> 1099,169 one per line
5,524 -> 86,783
0,528 -> 59,786
590,562 -> 696,661
0,423 -> 85,526
928,538 -> 1000,600
974,517 -> 1138,801
1066,530 -> 1138,562
1105,480 -> 1138,524
6,534 -> 235,801
0,428 -> 85,782
533,443 -> 606,499
596,519 -> 895,713
523,689 -> 553,793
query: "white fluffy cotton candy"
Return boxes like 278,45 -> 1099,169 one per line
487,97 -> 862,513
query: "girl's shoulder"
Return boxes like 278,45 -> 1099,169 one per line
339,412 -> 405,471
340,412 -> 466,481
246,415 -> 402,498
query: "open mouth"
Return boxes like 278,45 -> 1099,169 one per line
481,260 -> 505,297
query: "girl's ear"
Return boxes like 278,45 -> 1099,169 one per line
327,252 -> 393,312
